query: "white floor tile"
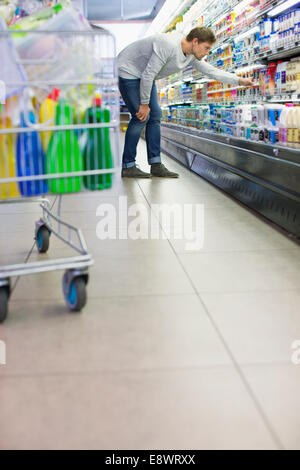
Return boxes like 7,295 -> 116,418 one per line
0,367 -> 277,450
0,137 -> 298,450
201,291 -> 300,364
179,250 -> 300,294
0,294 -> 232,376
242,364 -> 300,450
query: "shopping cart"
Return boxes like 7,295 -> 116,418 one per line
0,26 -> 120,323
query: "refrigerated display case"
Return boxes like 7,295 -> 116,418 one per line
155,0 -> 300,238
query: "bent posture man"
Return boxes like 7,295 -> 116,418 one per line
118,27 -> 253,178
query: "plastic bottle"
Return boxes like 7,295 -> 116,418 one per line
281,62 -> 288,94
46,98 -> 83,194
82,95 -> 114,191
286,106 -> 294,143
39,88 -> 60,153
279,104 -> 293,144
275,61 -> 283,95
251,104 -> 264,124
292,106 -> 300,143
266,62 -> 277,96
286,106 -> 294,144
16,103 -> 48,197
270,126 -> 280,145
250,125 -> 259,142
266,104 -> 284,145
0,108 -> 20,199
267,104 -> 284,127
258,126 -> 265,142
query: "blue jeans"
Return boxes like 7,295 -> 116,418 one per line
119,77 -> 162,169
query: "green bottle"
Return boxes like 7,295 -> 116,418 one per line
82,95 -> 114,191
46,99 -> 83,194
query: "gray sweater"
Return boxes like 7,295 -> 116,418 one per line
118,33 -> 240,105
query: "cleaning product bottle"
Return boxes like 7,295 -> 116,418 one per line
82,95 -> 114,191
40,88 -> 60,153
0,105 -> 20,199
16,102 -> 48,197
46,98 -> 83,194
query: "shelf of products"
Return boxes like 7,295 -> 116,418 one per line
157,0 -> 300,149
155,0 -> 300,237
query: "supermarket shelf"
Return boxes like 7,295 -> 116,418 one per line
161,122 -> 300,166
163,28 -> 300,90
160,122 -> 300,237
165,61 -> 266,89
207,85 -> 256,94
267,44 -> 300,61
161,98 -> 265,107
160,91 -> 300,107
207,43 -> 300,77
263,93 -> 300,102
204,0 -> 270,30
209,6 -> 232,28
256,43 -> 300,60
209,1 -> 284,49
258,0 -> 285,18
166,101 -> 194,106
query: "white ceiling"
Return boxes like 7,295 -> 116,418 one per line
87,0 -> 166,21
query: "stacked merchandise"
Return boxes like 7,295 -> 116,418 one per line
258,8 -> 300,51
159,82 -> 194,105
163,105 -> 210,129
163,100 -> 300,146
191,83 -> 208,102
183,0 -> 240,31
157,0 -> 300,149
207,8 -> 300,68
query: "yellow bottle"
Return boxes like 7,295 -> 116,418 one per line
40,88 -> 60,153
40,98 -> 57,153
0,113 -> 20,199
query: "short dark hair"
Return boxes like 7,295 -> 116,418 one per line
186,27 -> 216,44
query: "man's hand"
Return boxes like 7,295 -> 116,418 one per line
136,104 -> 150,122
239,77 -> 255,87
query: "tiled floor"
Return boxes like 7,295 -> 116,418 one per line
0,136 -> 299,450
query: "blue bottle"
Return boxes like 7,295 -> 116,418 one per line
17,109 -> 48,196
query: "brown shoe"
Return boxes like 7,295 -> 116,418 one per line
151,163 -> 179,178
122,165 -> 151,178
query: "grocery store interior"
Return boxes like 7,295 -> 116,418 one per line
0,0 -> 300,451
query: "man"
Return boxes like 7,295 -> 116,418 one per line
118,27 -> 254,178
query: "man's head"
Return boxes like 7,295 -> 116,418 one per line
185,27 -> 216,60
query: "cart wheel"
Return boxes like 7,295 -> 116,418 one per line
63,274 -> 87,312
0,288 -> 9,323
36,226 -> 50,253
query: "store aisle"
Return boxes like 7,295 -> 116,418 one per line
0,136 -> 299,450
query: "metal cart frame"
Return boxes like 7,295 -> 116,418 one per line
0,27 -> 120,322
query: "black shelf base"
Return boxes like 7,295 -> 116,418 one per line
160,125 -> 300,239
